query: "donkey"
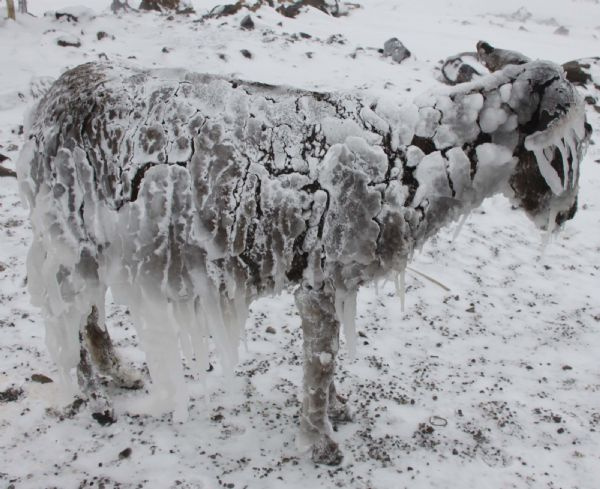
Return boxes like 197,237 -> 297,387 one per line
17,56 -> 589,464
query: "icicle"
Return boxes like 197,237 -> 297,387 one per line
452,212 -> 470,242
335,288 -> 358,359
342,290 -> 358,360
540,205 -> 559,253
394,271 -> 406,312
533,148 -> 563,195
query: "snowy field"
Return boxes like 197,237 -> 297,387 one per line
1,1 -> 600,488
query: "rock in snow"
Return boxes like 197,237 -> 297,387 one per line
383,37 -> 411,64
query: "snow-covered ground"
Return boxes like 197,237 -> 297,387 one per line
1,1 -> 599,488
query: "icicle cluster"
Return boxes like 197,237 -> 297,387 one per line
17,59 -> 587,418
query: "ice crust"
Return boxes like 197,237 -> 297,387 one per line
17,60 -> 588,418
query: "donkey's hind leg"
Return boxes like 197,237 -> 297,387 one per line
82,304 -> 143,390
328,380 -> 353,424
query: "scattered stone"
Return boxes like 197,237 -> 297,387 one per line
562,365 -> 573,371
507,7 -> 532,23
31,373 -> 54,384
0,153 -> 8,163
466,305 -> 476,313
92,410 -> 116,426
206,2 -> 244,18
56,34 -> 81,48
383,37 -> 410,64
139,0 -> 184,12
240,49 -> 253,59
218,53 -> 228,61
162,46 -> 170,53
0,386 -> 23,403
240,14 -> 254,30
6,144 -> 18,151
305,51 -> 314,59
96,31 -> 113,41
554,26 -> 569,36
277,0 -> 347,19
562,59 -> 596,86
299,32 -> 311,39
118,447 -> 132,459
49,7 -> 95,23
265,326 -> 276,334
54,11 -> 79,23
326,33 -> 346,45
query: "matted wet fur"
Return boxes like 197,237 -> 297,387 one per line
18,51 -> 588,464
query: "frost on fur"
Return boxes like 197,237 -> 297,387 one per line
17,59 -> 588,459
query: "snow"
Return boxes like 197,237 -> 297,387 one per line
1,1 -> 600,488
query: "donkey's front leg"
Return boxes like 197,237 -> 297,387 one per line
295,283 -> 343,465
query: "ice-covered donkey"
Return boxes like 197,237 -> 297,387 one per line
18,58 -> 588,464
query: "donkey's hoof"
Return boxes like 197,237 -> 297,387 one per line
312,435 -> 343,465
328,395 -> 353,424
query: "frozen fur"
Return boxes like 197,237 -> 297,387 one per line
17,59 -> 588,463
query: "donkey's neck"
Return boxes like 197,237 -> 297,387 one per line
405,141 -> 517,245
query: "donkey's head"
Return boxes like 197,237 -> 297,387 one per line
507,61 -> 591,231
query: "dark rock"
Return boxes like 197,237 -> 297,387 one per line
31,373 -> 54,384
139,0 -> 181,11
240,14 -> 254,29
206,2 -> 244,18
326,33 -> 346,45
162,46 -> 170,53
96,31 -> 112,41
0,386 -> 23,403
562,59 -> 597,86
265,326 -> 276,334
240,49 -> 253,59
0,153 -> 8,163
57,36 -> 81,48
554,26 -> 569,36
55,11 -> 78,22
277,0 -> 345,19
299,32 -> 311,39
92,410 -> 116,426
6,143 -> 18,151
118,447 -> 132,459
383,37 -> 410,64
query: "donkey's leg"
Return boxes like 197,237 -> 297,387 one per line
328,380 -> 353,423
295,283 -> 343,465
82,304 -> 143,390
